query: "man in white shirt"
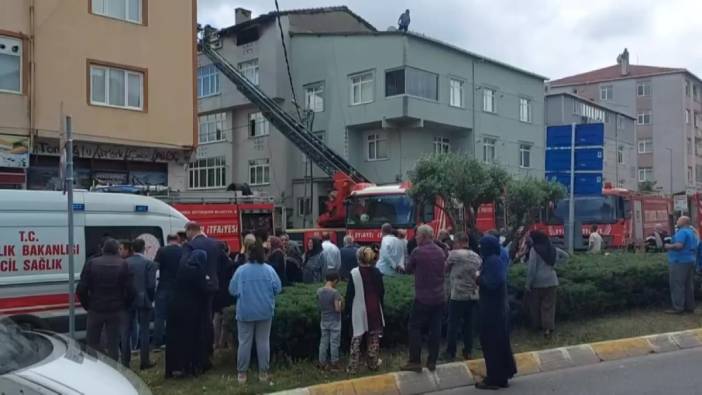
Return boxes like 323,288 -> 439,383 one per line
588,225 -> 604,254
321,232 -> 342,275
376,223 -> 406,276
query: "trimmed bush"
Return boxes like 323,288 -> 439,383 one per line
224,253 -> 684,360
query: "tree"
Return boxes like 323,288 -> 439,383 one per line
505,178 -> 566,232
639,180 -> 657,193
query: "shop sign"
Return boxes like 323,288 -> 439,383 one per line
0,134 -> 29,168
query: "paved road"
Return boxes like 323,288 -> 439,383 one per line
429,348 -> 702,395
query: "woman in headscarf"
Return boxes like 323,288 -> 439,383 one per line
525,230 -> 569,338
474,235 -> 516,390
303,236 -> 327,283
166,249 -> 209,378
267,236 -> 287,286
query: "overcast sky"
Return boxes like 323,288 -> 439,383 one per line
198,0 -> 702,80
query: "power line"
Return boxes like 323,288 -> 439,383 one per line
273,0 -> 302,122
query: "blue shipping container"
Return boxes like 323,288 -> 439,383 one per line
546,125 -> 573,147
545,150 -> 571,172
546,172 -> 603,195
575,148 -> 603,171
546,123 -> 604,148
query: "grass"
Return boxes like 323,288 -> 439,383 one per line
136,308 -> 702,395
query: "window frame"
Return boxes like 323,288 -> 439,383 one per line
248,158 -> 271,186
482,88 -> 496,113
686,109 -> 690,124
304,82 -> 325,113
248,112 -> 270,138
349,70 -> 375,106
188,156 -> 227,190
449,78 -> 464,108
297,197 -> 311,217
367,132 -> 388,161
89,0 -> 147,25
482,137 -> 497,163
637,111 -> 651,125
519,97 -> 532,123
238,59 -> 260,86
600,85 -> 613,101
0,34 -> 23,95
197,64 -> 220,98
198,112 -> 227,144
637,139 -> 653,154
636,81 -> 651,97
617,145 -> 624,164
519,143 -> 532,168
638,168 -> 653,183
87,60 -> 146,111
433,136 -> 451,154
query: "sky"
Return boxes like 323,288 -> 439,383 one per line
197,0 -> 702,80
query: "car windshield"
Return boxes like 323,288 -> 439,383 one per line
0,318 -> 53,374
550,196 -> 619,224
346,194 -> 415,228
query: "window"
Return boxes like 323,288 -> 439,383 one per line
367,132 -> 388,161
0,35 -> 21,94
239,59 -> 259,85
685,80 -> 691,97
85,226 -> 163,260
91,0 -> 142,24
483,88 -> 496,113
638,168 -> 653,182
636,81 -> 651,97
574,102 -> 605,121
188,157 -> 226,189
197,64 -> 219,98
350,71 -> 374,105
304,83 -> 324,112
297,197 -> 311,216
433,137 -> 451,154
617,115 -> 624,129
449,79 -> 464,107
686,110 -> 691,124
248,158 -> 270,186
519,98 -> 532,123
637,112 -> 651,125
638,139 -> 653,154
384,67 -> 438,100
249,112 -> 269,137
617,145 -> 624,164
519,144 -> 531,168
600,85 -> 613,101
689,167 -> 694,184
483,137 -> 496,163
198,112 -> 226,144
695,112 -> 700,128
236,27 -> 260,46
695,85 -> 700,102
689,138 -> 694,155
89,63 -> 144,110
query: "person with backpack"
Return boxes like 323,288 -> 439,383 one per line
664,216 -> 699,314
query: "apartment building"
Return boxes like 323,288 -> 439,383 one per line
549,49 -> 702,194
197,7 -> 546,228
0,0 -> 196,190
545,92 -> 637,190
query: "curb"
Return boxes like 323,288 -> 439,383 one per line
270,328 -> 702,395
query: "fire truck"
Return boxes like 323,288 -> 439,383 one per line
533,185 -> 671,249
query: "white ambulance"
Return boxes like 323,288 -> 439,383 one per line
0,190 -> 188,333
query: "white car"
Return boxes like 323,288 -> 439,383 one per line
0,318 -> 151,394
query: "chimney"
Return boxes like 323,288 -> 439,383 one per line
617,48 -> 630,76
235,8 -> 252,25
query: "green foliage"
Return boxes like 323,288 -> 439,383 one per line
505,178 -> 566,230
224,253 -> 681,360
639,180 -> 658,193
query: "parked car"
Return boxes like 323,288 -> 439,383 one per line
0,318 -> 151,394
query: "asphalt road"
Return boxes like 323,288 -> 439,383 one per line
428,348 -> 702,395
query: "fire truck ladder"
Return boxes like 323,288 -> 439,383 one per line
199,27 -> 370,185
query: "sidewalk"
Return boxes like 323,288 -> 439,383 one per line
271,328 -> 702,395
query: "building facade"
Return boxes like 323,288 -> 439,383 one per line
545,92 -> 637,190
197,7 -> 546,228
549,50 -> 702,194
0,0 -> 196,190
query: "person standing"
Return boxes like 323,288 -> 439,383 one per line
401,225 -> 446,373
444,232 -> 481,361
339,235 -> 359,281
321,233 -> 342,276
588,225 -> 604,254
346,247 -> 385,374
166,249 -> 209,378
377,223 -> 406,276
525,231 -> 569,338
303,237 -> 327,283
77,239 -> 135,362
281,234 -> 303,284
181,221 -> 229,366
267,236 -> 287,286
229,242 -> 282,385
317,272 -> 343,371
474,235 -> 517,390
213,242 -> 235,350
153,234 -> 183,349
664,216 -> 699,314
121,239 -> 157,370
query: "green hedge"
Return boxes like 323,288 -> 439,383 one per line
224,253 -> 685,360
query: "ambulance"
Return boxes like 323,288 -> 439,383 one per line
0,190 -> 188,333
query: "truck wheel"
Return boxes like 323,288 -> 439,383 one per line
10,315 -> 48,331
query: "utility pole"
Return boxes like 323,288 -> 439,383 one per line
65,116 -> 76,339
567,123 -> 576,254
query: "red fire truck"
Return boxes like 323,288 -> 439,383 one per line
533,186 -> 671,249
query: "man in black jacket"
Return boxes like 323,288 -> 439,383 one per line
181,221 -> 228,365
77,238 -> 135,361
153,234 -> 183,348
